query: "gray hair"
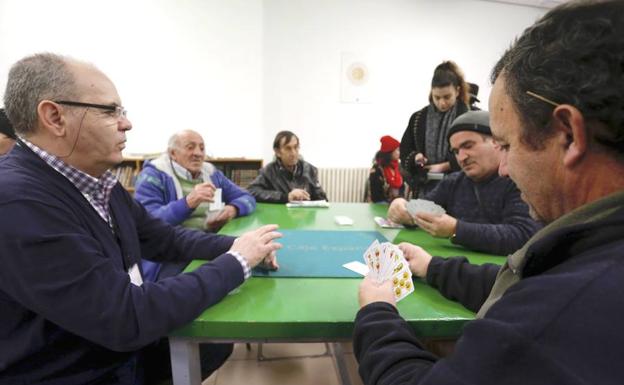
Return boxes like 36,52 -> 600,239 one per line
491,0 -> 624,156
3,53 -> 78,135
167,132 -> 181,152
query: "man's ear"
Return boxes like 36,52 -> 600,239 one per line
552,104 -> 587,168
37,101 -> 66,137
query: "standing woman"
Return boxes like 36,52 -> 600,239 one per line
400,61 -> 470,197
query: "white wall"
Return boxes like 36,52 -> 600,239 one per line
0,0 -> 545,166
263,0 -> 545,166
0,0 -> 264,158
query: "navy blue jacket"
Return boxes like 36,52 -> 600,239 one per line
354,203 -> 624,385
426,171 -> 541,255
0,144 -> 243,384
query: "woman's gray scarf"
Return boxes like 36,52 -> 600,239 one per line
424,102 -> 460,164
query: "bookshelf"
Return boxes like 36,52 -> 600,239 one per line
112,155 -> 263,192
207,158 -> 263,189
112,155 -> 145,193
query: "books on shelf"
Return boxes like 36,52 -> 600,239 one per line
231,168 -> 259,188
112,155 -> 263,192
113,165 -> 139,189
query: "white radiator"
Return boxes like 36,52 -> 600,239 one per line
318,167 -> 369,203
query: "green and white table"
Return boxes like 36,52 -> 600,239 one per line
169,203 -> 503,385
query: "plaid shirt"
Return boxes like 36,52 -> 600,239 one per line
20,138 -> 117,225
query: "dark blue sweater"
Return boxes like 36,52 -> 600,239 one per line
353,202 -> 624,385
426,171 -> 541,255
0,144 -> 243,384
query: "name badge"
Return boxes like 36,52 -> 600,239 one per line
128,263 -> 144,287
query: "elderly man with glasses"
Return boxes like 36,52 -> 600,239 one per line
0,53 -> 281,385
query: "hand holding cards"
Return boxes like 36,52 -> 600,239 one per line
406,199 -> 445,217
363,240 -> 414,302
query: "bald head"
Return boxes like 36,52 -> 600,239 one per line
168,130 -> 206,177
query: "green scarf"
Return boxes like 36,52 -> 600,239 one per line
477,190 -> 624,318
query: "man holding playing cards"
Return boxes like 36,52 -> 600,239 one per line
354,1 -> 624,384
387,110 -> 540,255
135,129 -> 256,280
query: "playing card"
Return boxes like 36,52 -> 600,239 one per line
362,240 -> 414,301
363,240 -> 382,281
373,216 -> 404,229
406,199 -> 446,217
390,258 -> 414,302
209,188 -> 225,211
334,215 -> 354,225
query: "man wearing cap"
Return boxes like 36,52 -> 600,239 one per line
0,109 -> 17,155
388,110 -> 540,255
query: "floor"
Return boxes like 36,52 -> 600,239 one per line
201,342 -> 364,385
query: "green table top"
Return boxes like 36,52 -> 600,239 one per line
171,203 -> 504,340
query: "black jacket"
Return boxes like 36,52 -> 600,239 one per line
400,103 -> 468,188
354,201 -> 624,385
426,172 -> 541,255
247,159 -> 327,203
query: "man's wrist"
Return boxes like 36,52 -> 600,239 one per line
226,204 -> 239,217
186,195 -> 198,209
228,250 -> 251,280
448,218 -> 458,240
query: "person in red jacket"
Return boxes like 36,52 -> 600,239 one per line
368,135 -> 408,203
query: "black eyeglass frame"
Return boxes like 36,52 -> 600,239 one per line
54,100 -> 127,118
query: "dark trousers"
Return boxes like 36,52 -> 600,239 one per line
141,338 -> 233,384
143,260 -> 233,384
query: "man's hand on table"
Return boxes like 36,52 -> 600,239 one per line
230,224 -> 282,269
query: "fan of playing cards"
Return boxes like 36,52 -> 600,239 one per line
363,240 -> 414,302
406,199 -> 446,217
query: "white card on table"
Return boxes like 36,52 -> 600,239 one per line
334,215 -> 354,226
343,261 -> 369,276
373,216 -> 404,229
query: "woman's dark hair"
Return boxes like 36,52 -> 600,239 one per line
273,130 -> 299,150
491,0 -> 624,155
429,61 -> 469,105
374,150 -> 393,167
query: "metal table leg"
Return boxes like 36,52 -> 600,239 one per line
169,338 -> 202,385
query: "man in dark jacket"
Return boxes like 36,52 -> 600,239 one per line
388,111 -> 540,255
0,53 -> 281,385
354,1 -> 624,384
248,130 -> 327,203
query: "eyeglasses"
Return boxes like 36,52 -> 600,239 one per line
525,91 -> 560,108
55,100 -> 128,120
